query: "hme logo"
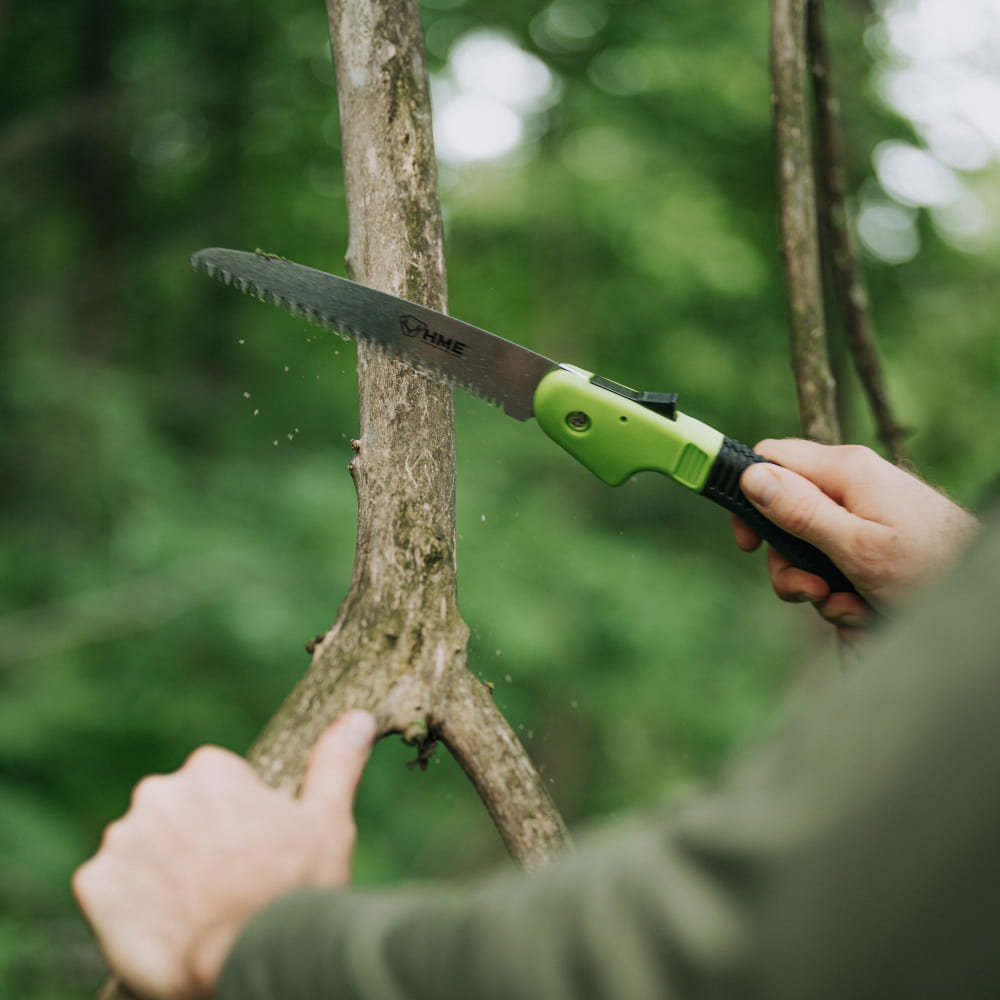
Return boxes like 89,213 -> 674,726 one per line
399,314 -> 467,357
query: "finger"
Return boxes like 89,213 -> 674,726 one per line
752,438 -> 856,503
72,856 -> 126,940
730,513 -> 761,552
814,591 -> 873,629
766,545 -> 830,603
741,462 -> 861,561
72,857 -> 100,913
182,744 -> 256,779
300,711 -> 377,818
130,772 -> 171,811
753,439 -> 896,512
72,855 -> 138,972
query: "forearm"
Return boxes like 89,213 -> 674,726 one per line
221,516 -> 1000,1000
220,814 -> 756,1000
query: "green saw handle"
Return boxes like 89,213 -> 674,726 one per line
534,366 -> 858,596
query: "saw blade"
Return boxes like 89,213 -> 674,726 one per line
191,248 -> 558,421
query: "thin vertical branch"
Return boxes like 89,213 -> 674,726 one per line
771,0 -> 841,444
808,0 -> 910,463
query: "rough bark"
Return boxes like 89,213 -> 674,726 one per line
808,0 -> 910,464
771,0 -> 841,444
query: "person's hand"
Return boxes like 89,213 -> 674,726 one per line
731,439 -> 979,634
73,709 -> 377,1000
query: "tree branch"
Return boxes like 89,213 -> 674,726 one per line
440,670 -> 570,870
807,0 -> 910,463
243,0 -> 568,863
771,0 -> 840,444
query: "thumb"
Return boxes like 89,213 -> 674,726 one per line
741,462 -> 858,560
299,710 -> 377,817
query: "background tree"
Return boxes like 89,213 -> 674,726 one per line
2,0 -> 999,995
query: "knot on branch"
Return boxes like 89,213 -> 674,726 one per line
398,715 -> 439,771
401,717 -> 428,744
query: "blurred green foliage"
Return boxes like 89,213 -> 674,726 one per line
2,0 -> 998,995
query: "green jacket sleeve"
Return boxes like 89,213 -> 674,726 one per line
220,516 -> 1000,1000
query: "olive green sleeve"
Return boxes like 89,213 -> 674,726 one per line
220,516 -> 1000,1000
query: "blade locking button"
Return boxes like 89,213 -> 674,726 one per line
589,375 -> 679,421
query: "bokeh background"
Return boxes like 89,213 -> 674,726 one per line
3,0 -> 999,994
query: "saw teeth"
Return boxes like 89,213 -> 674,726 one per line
190,252 -> 515,415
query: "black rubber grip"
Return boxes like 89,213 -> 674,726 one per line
701,438 -> 857,595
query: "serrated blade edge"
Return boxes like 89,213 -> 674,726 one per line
190,248 -> 558,421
